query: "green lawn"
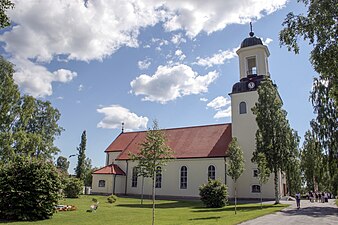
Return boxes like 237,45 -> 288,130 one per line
2,195 -> 288,225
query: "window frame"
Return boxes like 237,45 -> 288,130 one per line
131,167 -> 138,188
251,184 -> 261,193
180,166 -> 188,189
98,180 -> 106,188
253,169 -> 259,178
246,56 -> 257,75
239,101 -> 247,114
208,165 -> 216,180
155,166 -> 162,189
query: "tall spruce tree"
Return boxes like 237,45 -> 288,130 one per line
75,130 -> 87,181
130,120 -> 173,225
252,79 -> 292,204
226,137 -> 245,214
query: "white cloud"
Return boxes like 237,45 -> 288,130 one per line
1,0 -> 287,96
97,105 -> 148,131
214,106 -> 231,119
12,57 -> 77,97
171,33 -> 186,45
78,84 -> 84,91
262,37 -> 273,45
130,64 -> 218,104
207,96 -> 231,110
138,59 -> 151,70
163,0 -> 287,37
195,48 -> 237,68
175,49 -> 186,61
200,97 -> 208,102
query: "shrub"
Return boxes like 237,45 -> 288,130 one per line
63,177 -> 83,198
199,179 -> 228,208
0,156 -> 62,221
107,195 -> 117,203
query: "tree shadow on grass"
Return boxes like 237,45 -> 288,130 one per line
193,204 -> 282,213
189,216 -> 221,221
116,201 -> 198,209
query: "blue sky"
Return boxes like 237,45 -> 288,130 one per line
1,0 -> 315,172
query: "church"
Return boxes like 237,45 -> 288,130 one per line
91,31 -> 286,199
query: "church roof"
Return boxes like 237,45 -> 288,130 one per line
105,123 -> 232,160
92,164 -> 125,175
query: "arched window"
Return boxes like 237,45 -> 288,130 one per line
98,180 -> 105,187
131,167 -> 138,187
155,166 -> 162,188
239,102 -> 247,114
208,165 -> 216,180
180,166 -> 187,189
252,185 -> 261,193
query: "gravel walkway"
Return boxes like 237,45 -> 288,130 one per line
239,199 -> 338,225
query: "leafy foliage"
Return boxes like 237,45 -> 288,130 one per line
252,79 -> 295,204
0,156 -> 62,221
199,179 -> 228,208
63,177 -> 83,198
226,137 -> 244,214
56,156 -> 70,175
279,0 -> 338,195
0,0 -> 14,28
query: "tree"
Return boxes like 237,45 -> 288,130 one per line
0,156 -> 62,221
130,120 -> 173,225
56,156 -> 70,175
0,0 -> 14,28
75,130 -> 86,181
226,137 -> 245,214
301,129 -> 325,192
199,179 -> 228,208
253,152 -> 270,209
279,0 -> 338,194
83,157 -> 93,187
252,79 -> 292,204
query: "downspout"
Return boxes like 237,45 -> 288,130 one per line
125,160 -> 129,195
113,174 -> 117,194
224,157 -> 227,185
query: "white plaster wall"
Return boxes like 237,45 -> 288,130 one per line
107,151 -> 122,165
91,174 -> 113,194
124,158 -> 234,198
236,45 -> 270,80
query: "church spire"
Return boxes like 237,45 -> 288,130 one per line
249,22 -> 254,37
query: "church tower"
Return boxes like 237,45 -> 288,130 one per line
230,28 -> 280,199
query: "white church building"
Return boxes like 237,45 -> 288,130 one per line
91,31 -> 286,199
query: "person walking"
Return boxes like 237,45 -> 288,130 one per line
296,192 -> 301,209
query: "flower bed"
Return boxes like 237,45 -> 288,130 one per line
55,205 -> 77,211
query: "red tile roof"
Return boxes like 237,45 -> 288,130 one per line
106,123 -> 232,160
92,164 -> 125,175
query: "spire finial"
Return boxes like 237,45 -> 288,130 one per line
121,122 -> 125,133
249,22 -> 254,37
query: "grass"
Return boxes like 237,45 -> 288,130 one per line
336,199 -> 338,207
1,195 -> 288,225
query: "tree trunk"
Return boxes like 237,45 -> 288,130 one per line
274,170 -> 280,204
234,181 -> 237,214
141,176 -> 144,205
152,172 -> 156,225
260,182 -> 263,209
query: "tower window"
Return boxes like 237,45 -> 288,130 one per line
180,166 -> 187,189
208,165 -> 216,180
239,102 -> 247,114
247,57 -> 257,75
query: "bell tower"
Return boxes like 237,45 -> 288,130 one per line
229,27 -> 277,199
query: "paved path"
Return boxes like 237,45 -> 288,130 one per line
240,199 -> 338,225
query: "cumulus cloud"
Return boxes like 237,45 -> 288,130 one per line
195,48 -> 237,68
138,59 -> 151,70
206,96 -> 231,119
1,0 -> 287,96
130,64 -> 218,104
207,96 -> 231,110
214,106 -> 232,119
175,49 -> 186,61
171,33 -> 187,45
97,105 -> 148,131
12,57 -> 77,97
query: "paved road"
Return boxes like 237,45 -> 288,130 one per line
240,199 -> 338,225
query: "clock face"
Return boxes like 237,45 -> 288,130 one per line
248,81 -> 255,89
